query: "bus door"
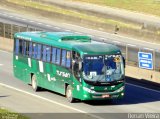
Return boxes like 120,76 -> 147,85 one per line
72,51 -> 83,99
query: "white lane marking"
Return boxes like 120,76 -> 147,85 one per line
144,48 -> 154,51
88,35 -> 95,38
0,50 -> 12,54
100,37 -> 106,40
0,83 -> 104,119
74,32 -> 82,34
15,17 -> 21,20
65,29 -> 71,32
37,22 -> 42,25
63,23 -> 160,48
54,27 -> 60,29
29,21 -> 34,23
127,44 -> 136,47
126,83 -> 160,93
46,25 -> 52,27
113,41 -> 120,44
9,16 -> 13,18
88,35 -> 93,37
2,13 -> 7,16
22,19 -> 26,21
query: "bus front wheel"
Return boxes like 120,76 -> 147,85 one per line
31,75 -> 39,92
66,85 -> 74,103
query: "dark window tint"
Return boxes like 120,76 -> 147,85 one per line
15,39 -> 19,55
56,48 -> 61,65
66,51 -> 71,68
19,40 -> 23,54
29,42 -> 32,57
37,44 -> 42,60
23,41 -> 27,56
61,50 -> 66,66
46,46 -> 51,62
42,45 -> 51,62
25,41 -> 30,56
42,45 -> 47,61
32,43 -> 38,59
52,47 -> 56,63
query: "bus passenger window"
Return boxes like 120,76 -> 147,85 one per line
42,45 -> 51,62
61,49 -> 66,66
29,42 -> 32,57
46,46 -> 51,62
15,39 -> 19,55
19,40 -> 23,55
23,41 -> 26,56
56,48 -> 61,65
32,43 -> 38,59
37,44 -> 42,60
25,41 -> 30,56
42,45 -> 47,61
66,51 -> 71,68
52,47 -> 56,63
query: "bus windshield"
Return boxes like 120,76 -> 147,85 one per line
82,55 -> 124,82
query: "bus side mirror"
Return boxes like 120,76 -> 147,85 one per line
123,57 -> 126,68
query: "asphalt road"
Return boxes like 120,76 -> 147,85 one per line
0,9 -> 160,52
40,0 -> 160,27
0,8 -> 160,119
0,50 -> 160,119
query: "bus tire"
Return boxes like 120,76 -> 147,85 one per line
66,85 -> 74,103
31,75 -> 39,92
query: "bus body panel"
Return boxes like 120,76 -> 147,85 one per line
13,32 -> 125,101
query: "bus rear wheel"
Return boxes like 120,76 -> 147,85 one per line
31,75 -> 39,92
66,85 -> 74,103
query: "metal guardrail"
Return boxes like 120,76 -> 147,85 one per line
1,22 -> 160,72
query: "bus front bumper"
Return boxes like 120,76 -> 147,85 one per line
82,86 -> 125,100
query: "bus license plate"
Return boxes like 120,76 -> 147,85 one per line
102,94 -> 110,98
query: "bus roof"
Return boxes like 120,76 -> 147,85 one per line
14,32 -> 121,55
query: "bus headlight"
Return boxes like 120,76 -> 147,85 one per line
116,86 -> 125,93
83,87 -> 95,94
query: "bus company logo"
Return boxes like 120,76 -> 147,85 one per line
56,70 -> 70,78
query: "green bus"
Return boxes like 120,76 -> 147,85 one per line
13,32 -> 125,102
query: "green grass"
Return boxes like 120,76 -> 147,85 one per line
71,0 -> 160,16
0,108 -> 29,119
7,0 -> 141,30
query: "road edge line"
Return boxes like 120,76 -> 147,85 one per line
0,83 -> 104,119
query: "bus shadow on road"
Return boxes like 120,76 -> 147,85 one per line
84,84 -> 160,106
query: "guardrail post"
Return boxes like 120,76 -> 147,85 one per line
3,23 -> 5,38
11,24 -> 13,39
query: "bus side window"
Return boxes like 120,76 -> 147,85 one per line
32,43 -> 38,59
42,45 -> 47,61
19,40 -> 23,55
66,51 -> 71,68
29,42 -> 32,57
46,46 -> 51,62
25,41 -> 30,57
23,41 -> 26,56
61,49 -> 66,66
56,48 -> 61,65
15,39 -> 19,55
37,44 -> 42,60
52,47 -> 56,63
